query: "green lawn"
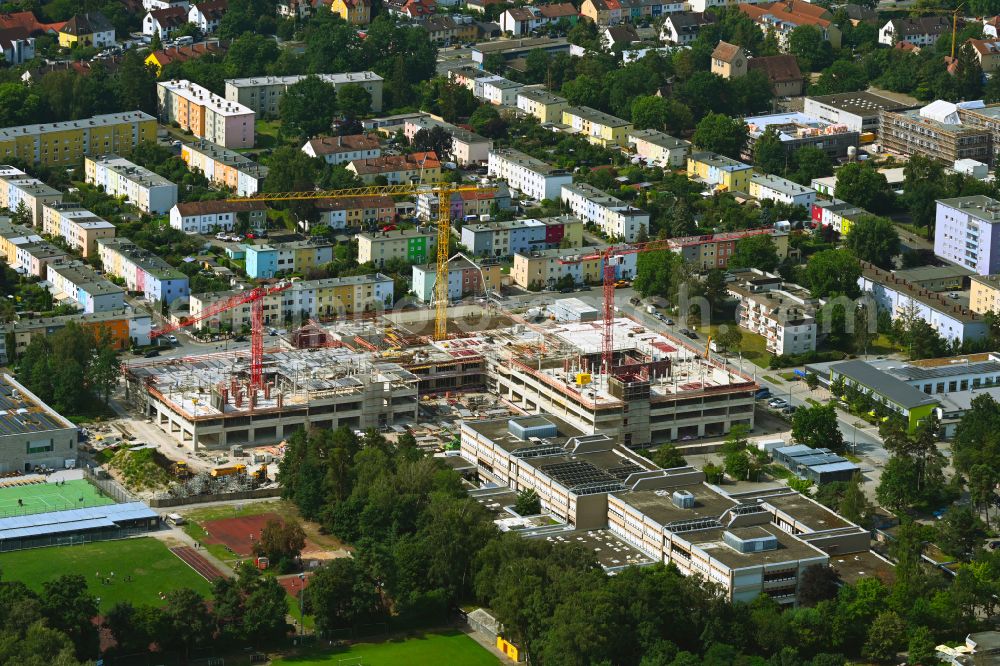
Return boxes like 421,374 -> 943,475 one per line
0,479 -> 113,518
701,323 -> 770,368
275,631 -> 499,665
0,537 -> 213,611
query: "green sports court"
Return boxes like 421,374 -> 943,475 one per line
0,478 -> 114,518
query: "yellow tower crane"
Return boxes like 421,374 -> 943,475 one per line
882,4 -> 966,59
230,182 -> 496,341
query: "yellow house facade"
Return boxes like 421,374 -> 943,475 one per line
331,0 -> 371,24
0,112 -> 156,167
686,152 -> 752,192
561,106 -> 633,148
971,275 -> 1000,315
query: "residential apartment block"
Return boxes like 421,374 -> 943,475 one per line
97,238 -> 190,305
512,245 -> 636,289
668,228 -> 789,270
41,203 -> 116,258
749,174 -> 817,207
728,268 -> 820,355
810,199 -> 871,235
84,154 -> 178,214
0,166 -> 62,225
415,184 -> 511,222
411,257 -> 503,302
858,260 -> 988,344
878,15 -> 955,47
224,72 -> 384,115
301,134 -> 381,166
315,196 -> 395,229
0,111 -> 155,167
971,274 -> 1000,314
739,0 -> 840,48
462,215 -> 583,258
358,228 -> 437,267
157,80 -> 255,149
561,106 -> 633,149
402,116 -> 492,166
189,274 -> 394,327
2,309 -> 151,362
169,200 -> 267,234
934,195 -> 1000,275
181,141 -> 268,197
687,152 -> 752,192
46,261 -> 124,314
516,88 -> 569,123
626,129 -> 691,168
244,240 -> 335,279
480,77 -> 523,106
487,148 -> 572,201
560,182 -> 650,241
0,221 -> 66,277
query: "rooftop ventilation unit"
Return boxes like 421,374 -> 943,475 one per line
671,489 -> 695,509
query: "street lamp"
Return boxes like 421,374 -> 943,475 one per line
297,572 -> 306,636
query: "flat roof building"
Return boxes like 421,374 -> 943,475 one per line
157,79 -> 255,149
935,195 -> 1000,275
0,374 -> 78,474
803,91 -> 914,134
84,154 -> 178,214
487,148 -> 572,202
181,140 -> 268,197
0,111 -> 156,167
46,261 -> 124,314
744,111 -> 860,161
560,181 -> 650,242
224,72 -> 384,115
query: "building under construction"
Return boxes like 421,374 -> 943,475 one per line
125,347 -> 419,450
126,311 -> 757,451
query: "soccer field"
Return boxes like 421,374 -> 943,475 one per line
0,537 -> 213,611
274,631 -> 500,666
0,478 -> 113,518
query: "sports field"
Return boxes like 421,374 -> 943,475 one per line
0,478 -> 113,518
274,631 -> 499,665
0,537 -> 213,611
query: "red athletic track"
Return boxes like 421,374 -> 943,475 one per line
171,546 -> 226,581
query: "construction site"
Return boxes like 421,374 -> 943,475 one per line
124,305 -> 758,452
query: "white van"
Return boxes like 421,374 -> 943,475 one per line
165,513 -> 186,526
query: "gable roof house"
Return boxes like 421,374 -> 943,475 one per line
188,0 -> 228,33
748,54 -> 804,96
602,23 -> 639,50
143,6 -> 188,39
661,11 -> 716,45
739,0 -> 840,49
0,27 -> 34,65
879,15 -> 958,47
711,40 -> 748,78
58,12 -> 115,48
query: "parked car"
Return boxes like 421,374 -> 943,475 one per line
167,335 -> 178,343
768,398 -> 788,409
755,388 -> 772,400
683,329 -> 698,339
781,405 -> 797,415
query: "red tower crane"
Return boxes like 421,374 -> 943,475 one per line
593,240 -> 673,376
150,282 -> 293,389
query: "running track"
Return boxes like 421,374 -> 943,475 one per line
171,546 -> 226,582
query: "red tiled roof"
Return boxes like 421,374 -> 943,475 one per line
739,0 -> 833,29
305,134 -> 381,155
537,2 -> 577,18
0,11 -> 63,34
747,54 -> 803,83
711,40 -> 743,63
150,6 -> 188,27
150,40 -> 228,66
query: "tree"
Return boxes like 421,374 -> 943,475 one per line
907,625 -> 938,666
631,95 -> 674,132
812,60 -> 868,95
469,105 -> 508,139
753,127 -> 786,175
337,83 -> 372,119
651,444 -> 686,469
954,42 -> 985,100
804,373 -> 819,391
514,488 -> 541,515
279,75 -> 338,140
159,588 -> 214,662
89,345 -> 119,405
798,564 -> 841,607
561,74 -> 606,109
854,299 -> 877,358
844,215 -> 899,269
804,249 -> 861,298
839,474 -> 873,526
790,146 -> 833,185
863,611 -> 906,663
937,505 -> 986,560
787,25 -> 833,72
40,575 -> 98,660
10,201 -> 31,227
834,163 -> 894,214
633,251 -> 683,301
306,557 -> 384,633
254,517 -> 307,568
692,113 -> 748,159
729,234 -> 780,272
412,125 -> 452,158
792,404 -> 845,451
715,325 -> 743,353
